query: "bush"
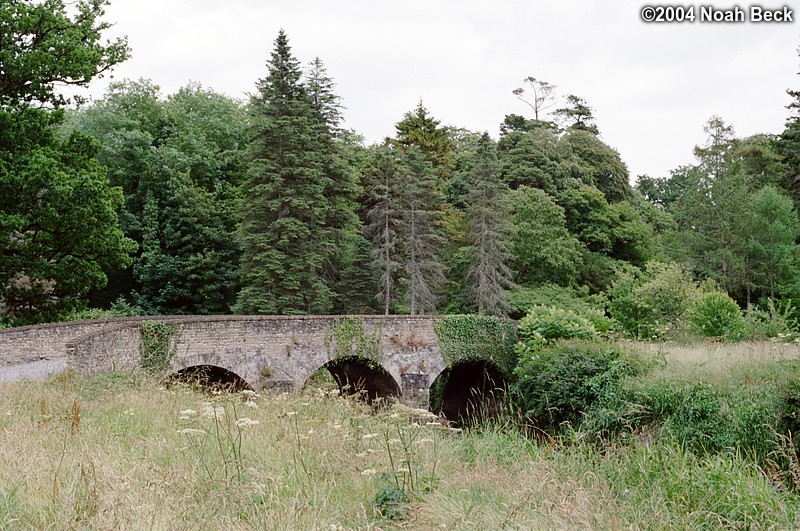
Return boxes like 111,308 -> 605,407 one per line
744,301 -> 800,341
607,261 -> 700,339
608,379 -> 783,457
512,341 -> 634,431
515,305 -> 599,352
686,291 -> 747,340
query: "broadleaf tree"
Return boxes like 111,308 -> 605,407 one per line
0,0 -> 134,323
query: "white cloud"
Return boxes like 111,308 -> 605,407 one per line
82,0 -> 799,180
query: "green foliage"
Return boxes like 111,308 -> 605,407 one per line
236,31 -> 357,315
743,302 -> 800,341
392,101 -> 453,183
743,185 -> 800,300
0,108 -> 136,324
686,291 -> 747,340
70,80 -> 247,314
592,442 -> 800,529
615,380 -> 783,458
0,0 -> 129,108
554,94 -> 599,135
559,129 -> 632,203
607,261 -> 700,339
373,474 -> 408,520
515,305 -> 599,355
463,133 -> 515,316
509,186 -> 583,288
372,425 -> 440,522
506,284 -> 610,334
398,147 -> 447,314
433,315 -> 517,376
139,321 -> 180,371
512,341 -> 634,430
326,317 -> 383,362
64,297 -> 144,321
497,128 -> 562,193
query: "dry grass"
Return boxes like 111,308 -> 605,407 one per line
618,339 -> 800,385
0,367 -> 798,529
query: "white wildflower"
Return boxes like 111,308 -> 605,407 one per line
285,411 -> 297,417
201,402 -> 225,419
418,438 -> 433,444
179,409 -> 197,417
361,469 -> 377,476
331,424 -> 342,430
177,428 -> 205,436
240,390 -> 257,397
235,417 -> 259,429
244,401 -> 259,409
361,433 -> 378,440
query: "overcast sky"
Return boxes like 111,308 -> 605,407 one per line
82,0 -> 799,181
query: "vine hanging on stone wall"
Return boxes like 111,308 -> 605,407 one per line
433,315 -> 517,376
139,321 -> 180,371
325,317 -> 383,362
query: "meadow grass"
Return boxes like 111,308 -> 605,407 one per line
0,342 -> 799,530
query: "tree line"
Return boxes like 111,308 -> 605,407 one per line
2,1 -> 800,330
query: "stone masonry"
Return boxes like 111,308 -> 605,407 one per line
0,315 -> 449,407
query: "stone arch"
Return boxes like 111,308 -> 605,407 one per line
169,364 -> 254,392
307,355 -> 401,403
430,359 -> 508,424
170,353 -> 260,392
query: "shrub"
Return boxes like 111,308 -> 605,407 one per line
607,261 -> 700,339
744,301 -> 800,341
686,291 -> 747,340
515,305 -> 598,354
512,341 -> 634,431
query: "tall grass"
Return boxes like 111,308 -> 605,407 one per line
0,363 -> 799,529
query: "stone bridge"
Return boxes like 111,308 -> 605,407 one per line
0,315 -> 516,413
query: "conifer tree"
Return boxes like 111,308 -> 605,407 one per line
364,144 -> 404,314
399,147 -> 447,314
236,30 -> 352,314
463,133 -> 516,316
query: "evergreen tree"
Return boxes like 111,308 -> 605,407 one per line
236,30 -> 352,314
399,147 -> 447,314
394,102 -> 453,185
364,144 -> 404,314
463,133 -> 516,316
554,95 -> 599,135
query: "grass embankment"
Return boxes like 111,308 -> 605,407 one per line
0,341 -> 799,529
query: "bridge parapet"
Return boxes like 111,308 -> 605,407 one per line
2,315 -> 515,409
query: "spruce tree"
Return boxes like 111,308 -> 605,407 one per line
399,147 -> 447,314
364,144 -> 403,315
463,133 -> 516,316
236,30 -> 349,314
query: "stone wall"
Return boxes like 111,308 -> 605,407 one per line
1,315 -> 451,407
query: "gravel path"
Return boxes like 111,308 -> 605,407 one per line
0,358 -> 66,383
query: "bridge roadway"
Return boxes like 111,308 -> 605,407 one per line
0,315 -> 458,407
